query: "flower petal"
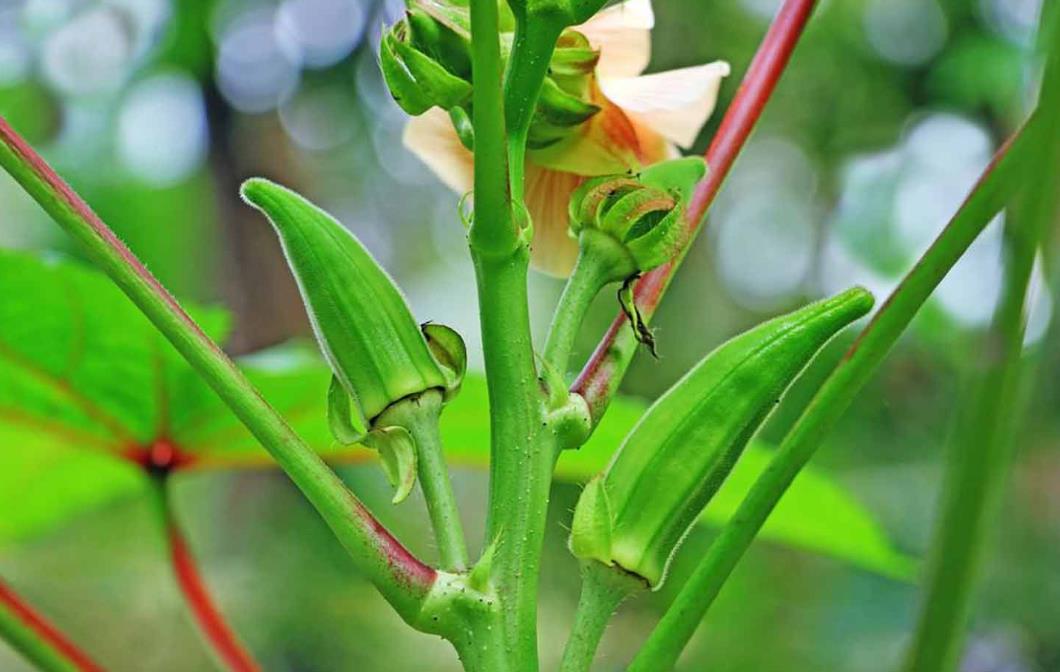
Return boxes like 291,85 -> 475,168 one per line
525,165 -> 584,277
599,62 -> 730,149
577,0 -> 654,78
402,108 -> 474,193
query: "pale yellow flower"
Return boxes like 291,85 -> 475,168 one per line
403,0 -> 729,276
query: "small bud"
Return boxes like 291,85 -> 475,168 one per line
526,77 -> 601,149
569,287 -> 875,588
380,12 -> 472,115
549,29 -> 600,80
568,157 -> 706,279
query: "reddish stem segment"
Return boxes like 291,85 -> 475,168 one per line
165,515 -> 261,672
0,115 -> 438,619
0,579 -> 104,672
572,0 -> 819,418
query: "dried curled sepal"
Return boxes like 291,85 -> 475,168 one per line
241,178 -> 449,424
570,287 -> 876,587
422,322 -> 467,400
364,426 -> 418,504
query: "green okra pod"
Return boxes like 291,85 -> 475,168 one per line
570,287 -> 875,587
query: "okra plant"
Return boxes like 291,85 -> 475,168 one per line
0,0 -> 1058,670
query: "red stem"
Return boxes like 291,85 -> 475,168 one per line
159,487 -> 261,672
0,579 -> 104,672
572,0 -> 820,414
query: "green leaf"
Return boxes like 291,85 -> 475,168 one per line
0,250 -> 344,543
0,250 -> 910,579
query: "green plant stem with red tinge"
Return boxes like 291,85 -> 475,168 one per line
0,115 -> 437,626
904,14 -> 1060,670
572,0 -> 821,424
148,477 -> 261,672
0,579 -> 104,672
628,119 -> 1036,672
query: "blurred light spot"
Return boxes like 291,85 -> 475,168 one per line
279,84 -> 360,151
275,0 -> 365,69
107,0 -> 172,59
378,0 -> 407,26
864,0 -> 948,67
819,234 -> 896,305
935,215 -> 1004,327
738,0 -> 783,21
960,631 -> 1032,672
216,10 -> 300,113
714,196 -> 816,308
1023,255 -> 1052,346
0,9 -> 30,84
22,0 -> 76,35
372,115 -> 434,185
117,72 -> 207,186
711,138 -> 818,308
828,149 -> 906,276
355,47 -> 402,117
896,114 -> 993,256
830,112 -> 1005,329
42,7 -> 134,96
979,0 -> 1042,46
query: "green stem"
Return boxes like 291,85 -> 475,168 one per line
0,116 -> 437,625
902,206 -> 1034,672
559,563 -> 641,672
544,240 -> 621,377
473,253 -> 550,668
468,0 -> 516,258
504,15 -> 563,202
0,579 -> 102,672
468,0 -> 551,667
904,17 -> 1060,669
377,392 -> 469,571
628,120 -> 1035,672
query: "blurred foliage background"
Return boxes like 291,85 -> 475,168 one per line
0,0 -> 1058,669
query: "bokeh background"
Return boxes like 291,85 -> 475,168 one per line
1,0 -> 1058,669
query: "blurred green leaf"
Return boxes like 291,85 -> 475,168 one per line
0,250 -> 910,580
0,250 -> 341,543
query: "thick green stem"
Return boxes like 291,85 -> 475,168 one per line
628,121 -> 1034,672
473,253 -> 551,668
0,116 -> 437,625
468,0 -> 516,258
504,15 -> 563,201
378,392 -> 469,571
0,579 -> 102,672
559,563 -> 641,672
468,0 -> 551,667
544,242 -> 621,377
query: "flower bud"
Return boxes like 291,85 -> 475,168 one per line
568,157 -> 706,278
569,287 -> 875,587
380,11 -> 472,115
241,178 -> 460,433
